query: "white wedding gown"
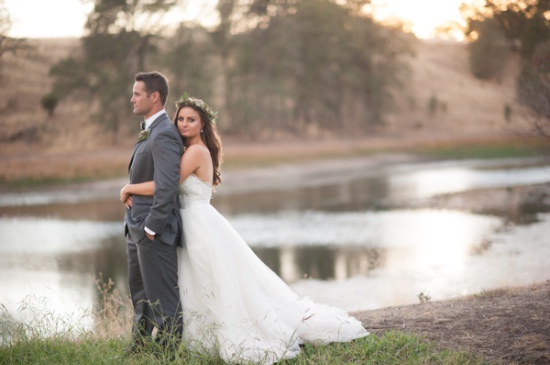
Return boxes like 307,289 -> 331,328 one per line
177,174 -> 369,364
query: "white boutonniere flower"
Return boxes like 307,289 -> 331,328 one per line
137,129 -> 151,142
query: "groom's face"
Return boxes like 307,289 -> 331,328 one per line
131,81 -> 153,117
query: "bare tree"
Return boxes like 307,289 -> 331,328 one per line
0,0 -> 27,60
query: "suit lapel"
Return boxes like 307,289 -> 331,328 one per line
127,112 -> 169,173
128,143 -> 140,173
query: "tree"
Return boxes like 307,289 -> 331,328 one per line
224,0 -> 413,135
46,0 -> 412,139
462,0 -> 550,59
48,0 -> 179,144
468,18 -> 508,80
160,24 -> 217,105
517,41 -> 550,136
40,93 -> 59,117
462,0 -> 550,135
0,0 -> 27,60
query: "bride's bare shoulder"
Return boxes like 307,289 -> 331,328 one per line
185,143 -> 209,152
183,144 -> 211,164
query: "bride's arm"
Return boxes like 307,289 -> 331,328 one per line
120,181 -> 155,207
120,146 -> 206,206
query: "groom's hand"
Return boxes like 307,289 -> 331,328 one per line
146,232 -> 155,241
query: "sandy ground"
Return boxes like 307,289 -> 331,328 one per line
354,281 -> 550,365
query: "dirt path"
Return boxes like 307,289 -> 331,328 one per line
353,281 -> 550,365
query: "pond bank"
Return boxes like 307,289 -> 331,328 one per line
0,131 -> 545,191
353,280 -> 550,365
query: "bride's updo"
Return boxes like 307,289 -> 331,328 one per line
174,94 -> 223,186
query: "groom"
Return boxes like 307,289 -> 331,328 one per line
124,71 -> 184,352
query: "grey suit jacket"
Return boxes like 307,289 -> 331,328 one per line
124,113 -> 184,246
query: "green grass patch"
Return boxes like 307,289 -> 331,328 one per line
0,171 -> 126,192
0,176 -> 99,190
414,142 -> 548,160
0,331 -> 490,365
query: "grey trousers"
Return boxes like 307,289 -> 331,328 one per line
126,235 -> 182,346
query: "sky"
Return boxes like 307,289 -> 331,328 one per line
5,0 -> 468,40
370,0 -> 468,39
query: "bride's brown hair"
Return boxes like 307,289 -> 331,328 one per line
173,95 -> 223,186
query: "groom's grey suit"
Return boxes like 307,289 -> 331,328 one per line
125,112 -> 184,346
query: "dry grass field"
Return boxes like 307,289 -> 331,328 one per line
387,40 -> 532,134
0,37 -> 542,184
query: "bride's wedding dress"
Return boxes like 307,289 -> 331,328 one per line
177,174 -> 368,364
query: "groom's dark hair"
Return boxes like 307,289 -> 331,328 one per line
135,71 -> 169,106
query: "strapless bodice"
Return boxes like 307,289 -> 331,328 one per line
179,174 -> 212,207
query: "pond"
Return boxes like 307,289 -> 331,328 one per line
1,154 -> 549,330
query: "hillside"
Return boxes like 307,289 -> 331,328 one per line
0,37 -> 539,184
388,39 -> 530,134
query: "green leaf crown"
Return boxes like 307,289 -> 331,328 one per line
175,92 -> 217,123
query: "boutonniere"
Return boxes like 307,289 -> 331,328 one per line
137,129 -> 151,142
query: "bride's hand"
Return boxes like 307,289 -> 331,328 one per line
120,184 -> 131,205
125,196 -> 133,209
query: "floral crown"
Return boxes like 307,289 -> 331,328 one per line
175,92 -> 217,123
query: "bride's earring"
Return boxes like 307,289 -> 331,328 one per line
200,129 -> 204,133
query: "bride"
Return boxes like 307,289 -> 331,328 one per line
120,94 -> 368,364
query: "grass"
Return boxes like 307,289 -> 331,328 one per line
0,172 -> 124,191
1,132 -> 548,192
0,330 -> 489,365
0,278 -> 491,365
415,143 -> 548,160
222,138 -> 550,170
0,176 -> 109,190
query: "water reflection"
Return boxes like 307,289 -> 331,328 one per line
235,208 -> 504,301
1,157 -> 550,329
228,209 -> 501,250
388,164 -> 550,200
254,246 -> 382,283
292,214 -> 550,311
213,158 -> 550,215
0,207 -> 505,324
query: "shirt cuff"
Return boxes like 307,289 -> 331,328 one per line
144,226 -> 156,236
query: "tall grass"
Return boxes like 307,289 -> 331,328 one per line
0,277 -> 490,365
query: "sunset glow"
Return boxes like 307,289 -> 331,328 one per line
5,0 -> 93,38
5,0 -> 470,40
369,0 -> 468,40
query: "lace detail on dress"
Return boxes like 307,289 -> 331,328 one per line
179,174 -> 212,207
